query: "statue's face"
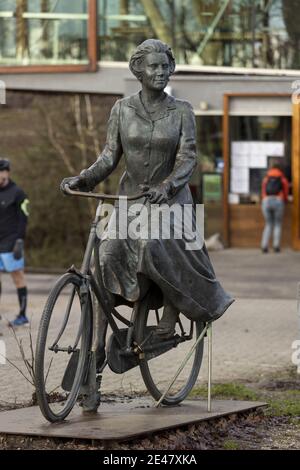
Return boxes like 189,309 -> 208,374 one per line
141,52 -> 170,91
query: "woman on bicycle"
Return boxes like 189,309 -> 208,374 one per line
61,39 -> 234,394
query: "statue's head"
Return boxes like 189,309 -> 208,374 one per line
129,39 -> 175,89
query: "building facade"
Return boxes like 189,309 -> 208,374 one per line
1,0 -> 300,253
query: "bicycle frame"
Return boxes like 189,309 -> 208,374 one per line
35,186 -> 207,422
64,186 -> 196,364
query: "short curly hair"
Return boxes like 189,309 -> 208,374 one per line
129,39 -> 176,81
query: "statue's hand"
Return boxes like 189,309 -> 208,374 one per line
141,183 -> 170,204
60,175 -> 91,194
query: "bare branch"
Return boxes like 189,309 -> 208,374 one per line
45,113 -> 76,174
15,334 -> 35,383
73,95 -> 88,168
84,94 -> 101,156
0,351 -> 34,387
29,323 -> 35,376
8,326 -> 35,384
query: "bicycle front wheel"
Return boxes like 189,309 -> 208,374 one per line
35,273 -> 93,422
135,301 -> 205,406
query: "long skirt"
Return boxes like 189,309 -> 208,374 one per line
97,196 -> 234,322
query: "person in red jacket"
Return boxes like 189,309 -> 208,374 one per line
261,164 -> 289,253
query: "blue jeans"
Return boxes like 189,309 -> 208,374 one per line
261,197 -> 284,249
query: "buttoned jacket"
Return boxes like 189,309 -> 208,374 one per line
83,92 -> 197,202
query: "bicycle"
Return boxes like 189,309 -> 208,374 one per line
35,186 -> 205,422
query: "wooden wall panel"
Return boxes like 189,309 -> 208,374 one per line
292,103 -> 300,249
230,204 -> 292,248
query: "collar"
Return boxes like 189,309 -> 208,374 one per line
127,91 -> 177,122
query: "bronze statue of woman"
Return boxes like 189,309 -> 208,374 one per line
61,39 -> 234,411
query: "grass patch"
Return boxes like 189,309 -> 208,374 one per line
265,392 -> 300,417
190,382 -> 259,401
190,380 -> 300,418
223,439 -> 240,450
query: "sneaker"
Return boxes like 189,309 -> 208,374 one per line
261,247 -> 268,253
274,247 -> 281,253
9,315 -> 29,327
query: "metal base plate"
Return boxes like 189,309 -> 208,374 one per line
0,399 -> 266,442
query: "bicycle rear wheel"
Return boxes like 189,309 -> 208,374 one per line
35,273 -> 93,422
135,301 -> 204,405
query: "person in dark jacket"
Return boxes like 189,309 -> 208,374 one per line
261,164 -> 289,253
0,159 -> 30,327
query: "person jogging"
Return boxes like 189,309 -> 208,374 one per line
0,158 -> 30,327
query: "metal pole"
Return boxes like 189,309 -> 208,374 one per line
155,322 -> 209,408
207,322 -> 212,412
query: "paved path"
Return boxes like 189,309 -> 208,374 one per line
0,249 -> 299,404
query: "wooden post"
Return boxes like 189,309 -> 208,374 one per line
222,94 -> 230,247
88,0 -> 98,71
16,0 -> 29,61
292,102 -> 300,249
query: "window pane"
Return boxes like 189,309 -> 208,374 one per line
98,0 -> 300,70
0,0 -> 88,66
195,116 -> 224,238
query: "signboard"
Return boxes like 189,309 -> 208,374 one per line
202,173 -> 222,203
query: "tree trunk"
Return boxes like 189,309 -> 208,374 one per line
120,0 -> 129,28
139,0 -> 172,44
282,0 -> 300,69
191,0 -> 221,65
40,0 -> 49,58
120,0 -> 129,16
16,0 -> 29,60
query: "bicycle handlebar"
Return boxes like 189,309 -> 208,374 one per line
64,184 -> 149,201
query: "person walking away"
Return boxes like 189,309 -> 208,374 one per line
261,164 -> 289,253
0,159 -> 30,327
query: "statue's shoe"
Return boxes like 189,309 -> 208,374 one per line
155,320 -> 176,339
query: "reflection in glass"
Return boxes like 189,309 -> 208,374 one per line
0,0 -> 88,65
194,115 -> 223,238
98,0 -> 300,70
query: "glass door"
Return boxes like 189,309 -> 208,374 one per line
227,115 -> 292,247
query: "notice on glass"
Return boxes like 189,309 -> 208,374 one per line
248,153 -> 267,168
266,142 -> 284,157
230,168 -> 249,194
231,153 -> 248,168
231,141 -> 284,168
230,141 -> 285,194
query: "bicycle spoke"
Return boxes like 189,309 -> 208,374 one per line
44,357 -> 53,386
136,305 -> 205,406
49,286 -> 76,350
72,300 -> 87,350
177,317 -> 186,336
